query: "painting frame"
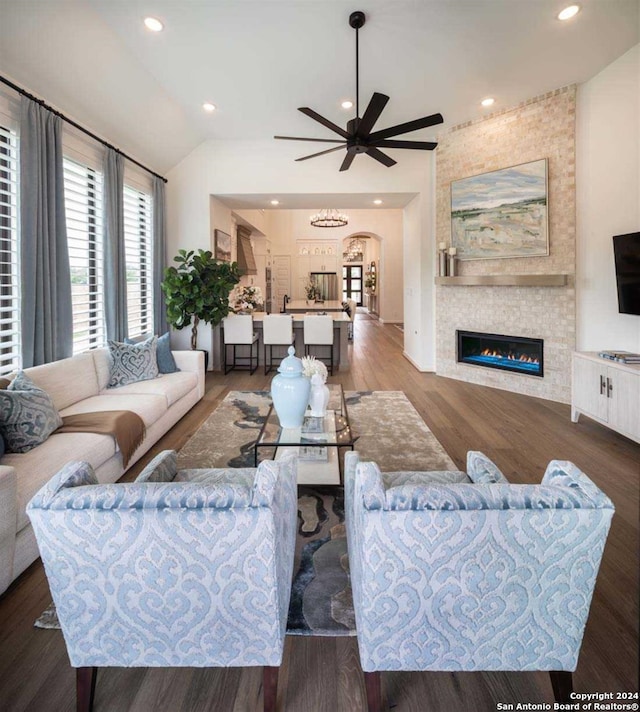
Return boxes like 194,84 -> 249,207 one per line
450,158 -> 549,261
214,229 -> 232,263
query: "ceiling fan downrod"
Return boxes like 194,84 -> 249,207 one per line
349,11 -> 366,121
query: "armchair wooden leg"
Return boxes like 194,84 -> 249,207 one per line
76,667 -> 97,712
549,671 -> 573,704
364,671 -> 383,712
263,666 -> 279,712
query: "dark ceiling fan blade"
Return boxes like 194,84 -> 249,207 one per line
295,145 -> 346,162
274,136 -> 346,143
357,92 -> 389,137
298,108 -> 350,139
372,139 -> 438,150
368,112 -> 444,142
339,151 -> 356,172
366,147 -> 397,168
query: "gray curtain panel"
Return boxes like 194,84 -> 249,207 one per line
153,175 -> 168,335
103,148 -> 127,341
19,98 -> 73,367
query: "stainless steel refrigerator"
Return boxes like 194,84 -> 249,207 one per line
311,272 -> 339,301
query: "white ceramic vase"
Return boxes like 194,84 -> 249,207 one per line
308,373 -> 330,417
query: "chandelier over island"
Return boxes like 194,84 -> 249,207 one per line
310,208 -> 348,228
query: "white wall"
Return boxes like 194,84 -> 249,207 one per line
402,160 -> 436,371
576,43 -> 640,351
166,138 -> 434,363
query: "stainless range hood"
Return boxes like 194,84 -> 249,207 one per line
236,224 -> 257,275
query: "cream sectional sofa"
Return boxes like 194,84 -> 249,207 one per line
0,347 -> 204,595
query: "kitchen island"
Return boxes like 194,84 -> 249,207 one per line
285,300 -> 345,313
211,311 -> 351,372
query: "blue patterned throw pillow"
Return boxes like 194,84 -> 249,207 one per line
0,371 -> 63,453
107,337 -> 159,388
125,332 -> 178,374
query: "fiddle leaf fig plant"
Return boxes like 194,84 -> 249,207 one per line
161,249 -> 240,351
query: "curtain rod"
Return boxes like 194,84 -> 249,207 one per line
0,74 -> 167,184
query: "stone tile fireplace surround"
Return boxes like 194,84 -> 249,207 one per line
435,87 -> 576,404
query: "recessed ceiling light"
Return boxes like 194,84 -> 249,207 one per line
270,200 -> 280,206
558,5 -> 580,20
373,199 -> 382,205
341,100 -> 354,109
143,17 -> 164,32
202,103 -> 216,113
481,97 -> 495,107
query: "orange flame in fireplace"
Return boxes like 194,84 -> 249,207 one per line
480,348 -> 539,365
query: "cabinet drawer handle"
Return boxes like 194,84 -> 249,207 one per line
607,377 -> 613,397
600,374 -> 606,395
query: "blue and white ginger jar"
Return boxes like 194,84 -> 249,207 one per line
270,346 -> 310,428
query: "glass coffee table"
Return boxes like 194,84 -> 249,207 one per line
253,383 -> 356,485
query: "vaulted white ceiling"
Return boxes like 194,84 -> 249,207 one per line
0,0 -> 638,175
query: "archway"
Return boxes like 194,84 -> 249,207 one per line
341,232 -> 382,315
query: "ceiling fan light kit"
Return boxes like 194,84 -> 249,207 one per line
275,10 -> 444,171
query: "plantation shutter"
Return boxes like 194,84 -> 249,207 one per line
123,185 -> 153,339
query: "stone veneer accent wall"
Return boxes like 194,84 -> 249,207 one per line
436,86 -> 576,403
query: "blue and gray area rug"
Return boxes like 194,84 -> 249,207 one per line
36,390 -> 454,637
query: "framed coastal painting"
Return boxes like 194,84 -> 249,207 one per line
214,229 -> 231,262
450,158 -> 549,260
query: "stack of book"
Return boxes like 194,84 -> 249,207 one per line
598,350 -> 640,363
299,415 -> 328,461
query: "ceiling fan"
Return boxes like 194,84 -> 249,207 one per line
274,10 -> 444,171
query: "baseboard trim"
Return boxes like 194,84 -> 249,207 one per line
402,351 -> 434,373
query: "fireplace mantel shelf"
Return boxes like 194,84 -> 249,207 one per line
435,274 -> 568,287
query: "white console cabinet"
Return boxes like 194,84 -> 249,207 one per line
571,352 -> 640,444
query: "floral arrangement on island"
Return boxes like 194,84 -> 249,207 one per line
230,284 -> 263,313
301,355 -> 328,383
303,278 -> 318,301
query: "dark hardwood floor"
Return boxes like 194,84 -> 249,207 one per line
1,314 -> 638,711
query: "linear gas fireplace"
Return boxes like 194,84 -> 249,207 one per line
457,330 -> 544,377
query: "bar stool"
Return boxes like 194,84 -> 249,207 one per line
222,314 -> 259,375
263,314 -> 295,374
303,314 -> 334,376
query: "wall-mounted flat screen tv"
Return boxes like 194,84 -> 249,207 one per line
613,232 -> 640,315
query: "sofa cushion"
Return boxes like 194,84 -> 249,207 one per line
136,450 -> 177,483
466,451 -> 509,484
60,394 -> 167,428
22,353 -> 100,411
382,470 -> 469,488
93,349 -> 112,391
4,432 -> 117,531
107,338 -> 159,388
0,372 -> 63,453
99,371 -> 198,407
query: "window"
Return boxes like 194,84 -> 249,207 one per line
123,185 -> 153,339
63,157 -> 105,354
0,125 -> 20,375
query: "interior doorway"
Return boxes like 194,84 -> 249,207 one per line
342,265 -> 363,306
272,255 -> 291,312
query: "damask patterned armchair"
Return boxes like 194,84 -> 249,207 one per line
344,451 -> 614,712
27,450 -> 298,712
